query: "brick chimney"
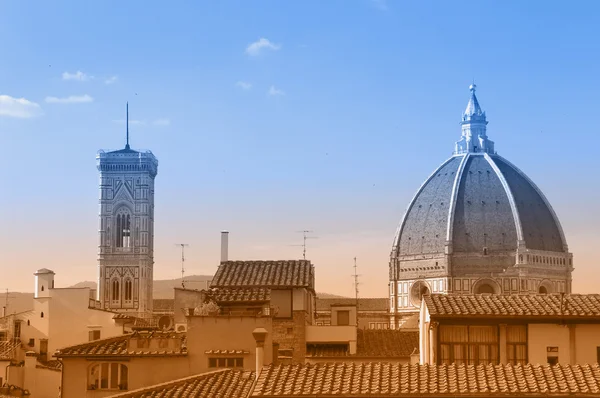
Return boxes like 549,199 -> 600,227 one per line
252,327 -> 268,380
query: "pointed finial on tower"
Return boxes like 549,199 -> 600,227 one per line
125,102 -> 130,150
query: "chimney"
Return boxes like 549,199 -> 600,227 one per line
220,231 -> 229,263
252,327 -> 268,380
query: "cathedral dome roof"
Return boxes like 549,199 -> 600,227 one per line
391,86 -> 567,259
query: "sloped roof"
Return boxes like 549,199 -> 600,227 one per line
425,294 -> 600,318
153,299 -> 175,312
211,261 -> 315,290
106,369 -> 255,398
55,331 -> 187,358
316,297 -> 388,312
253,363 -> 600,397
209,287 -> 271,303
0,340 -> 20,360
307,329 -> 418,358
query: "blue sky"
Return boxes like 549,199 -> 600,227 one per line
0,1 -> 599,296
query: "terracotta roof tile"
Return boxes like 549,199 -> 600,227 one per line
207,287 -> 271,303
307,330 -> 419,358
106,369 -> 255,398
253,363 -> 600,396
425,294 -> 600,317
316,298 -> 388,312
153,299 -> 175,312
204,349 -> 250,355
36,359 -> 62,371
211,260 -> 315,290
55,331 -> 187,358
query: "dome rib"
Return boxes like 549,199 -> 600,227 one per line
484,153 -> 525,244
445,153 -> 470,242
391,156 -> 458,257
493,155 -> 568,252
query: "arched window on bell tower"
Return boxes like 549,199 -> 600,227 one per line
115,208 -> 132,248
124,279 -> 133,302
111,279 -> 120,302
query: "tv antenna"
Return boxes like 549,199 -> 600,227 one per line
291,230 -> 318,260
352,257 -> 361,311
2,288 -> 16,316
175,244 -> 189,288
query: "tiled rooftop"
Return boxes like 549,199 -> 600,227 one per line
425,294 -> 600,317
36,359 -> 62,371
106,369 -> 255,398
55,331 -> 187,358
211,260 -> 315,290
153,299 -> 175,312
316,297 -> 388,312
253,363 -> 600,396
307,329 -> 419,358
208,287 -> 271,303
0,341 -> 19,360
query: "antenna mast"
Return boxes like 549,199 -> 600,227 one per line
352,257 -> 360,310
175,243 -> 190,288
292,230 -> 318,260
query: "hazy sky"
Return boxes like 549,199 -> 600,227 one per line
1,1 -> 599,297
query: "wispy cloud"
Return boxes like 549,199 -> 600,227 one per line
371,0 -> 388,10
235,81 -> 252,90
105,76 -> 118,85
62,71 -> 92,81
0,95 -> 43,118
153,118 -> 170,126
246,38 -> 281,56
268,85 -> 285,96
45,94 -> 94,104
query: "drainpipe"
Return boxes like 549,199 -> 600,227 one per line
252,328 -> 268,381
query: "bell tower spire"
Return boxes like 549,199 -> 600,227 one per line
125,102 -> 130,150
454,84 -> 495,155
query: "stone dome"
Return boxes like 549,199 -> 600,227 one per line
391,152 -> 567,257
388,86 -> 573,317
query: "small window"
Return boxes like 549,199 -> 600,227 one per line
208,357 -> 243,369
89,330 -> 101,341
27,320 -> 30,326
40,312 -> 44,318
483,247 -> 488,256
28,339 -> 35,347
337,310 -> 350,326
41,286 -> 44,292
547,346 -> 559,365
597,347 -> 600,364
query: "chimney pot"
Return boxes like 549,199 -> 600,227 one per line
252,327 -> 268,379
220,231 -> 229,263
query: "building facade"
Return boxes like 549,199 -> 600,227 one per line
419,293 -> 600,366
389,85 -> 573,326
96,108 -> 159,314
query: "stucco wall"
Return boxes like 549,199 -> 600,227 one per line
173,288 -> 206,325
527,324 -> 570,365
574,324 -> 600,364
61,356 -> 189,398
187,315 -> 273,374
48,288 -> 123,356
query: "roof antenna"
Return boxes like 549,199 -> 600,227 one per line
125,102 -> 130,150
291,230 -> 318,260
352,257 -> 360,322
175,243 -> 190,288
